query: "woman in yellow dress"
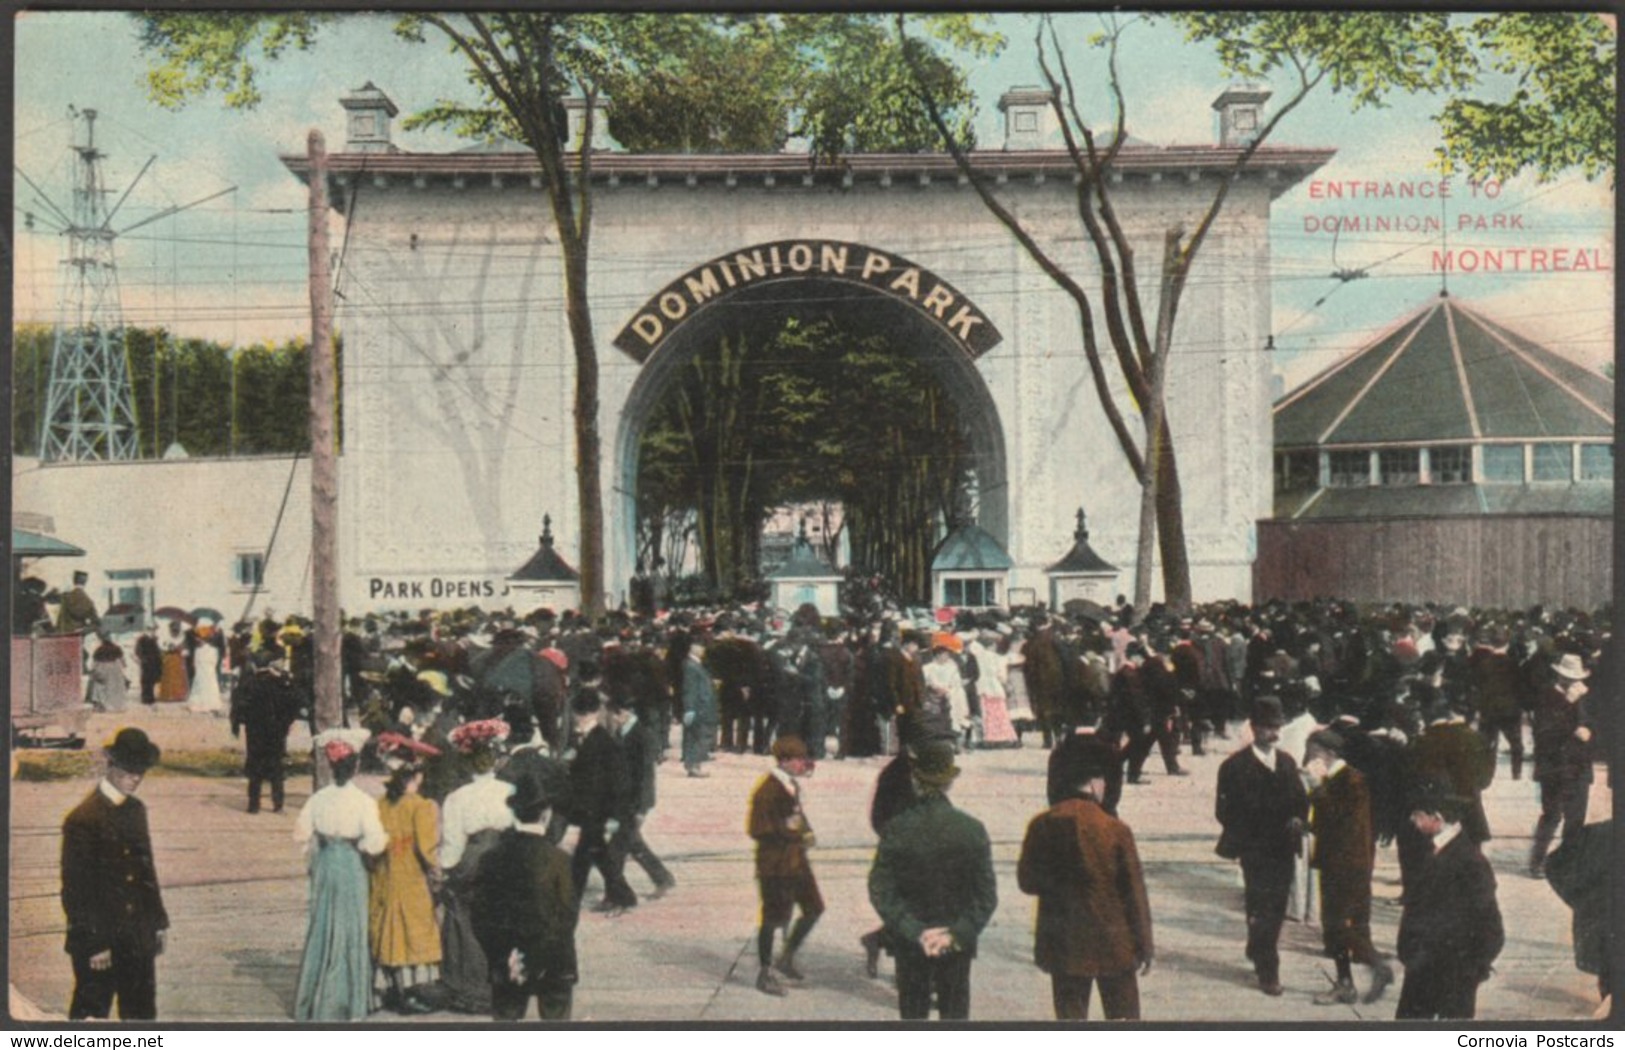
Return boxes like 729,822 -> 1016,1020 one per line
369,734 -> 443,1014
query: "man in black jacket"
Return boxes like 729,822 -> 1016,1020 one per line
230,651 -> 303,813
1214,697 -> 1309,997
566,691 -> 638,914
605,693 -> 675,898
60,728 -> 168,1019
1396,778 -> 1504,1019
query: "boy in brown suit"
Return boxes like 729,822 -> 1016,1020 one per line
748,735 -> 823,995
1018,743 -> 1153,1019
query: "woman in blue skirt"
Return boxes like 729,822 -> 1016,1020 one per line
294,730 -> 388,1020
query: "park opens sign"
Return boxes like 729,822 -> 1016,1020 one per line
613,239 -> 1003,363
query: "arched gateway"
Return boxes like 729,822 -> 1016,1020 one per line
277,85 -> 1331,610
612,240 -> 1010,590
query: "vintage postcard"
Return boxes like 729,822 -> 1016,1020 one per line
10,8 -> 1614,1027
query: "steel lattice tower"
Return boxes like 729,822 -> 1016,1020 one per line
38,109 -> 141,461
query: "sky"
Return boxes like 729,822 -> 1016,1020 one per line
12,10 -> 1615,390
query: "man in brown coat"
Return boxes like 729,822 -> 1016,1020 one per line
747,735 -> 823,996
1305,730 -> 1393,1006
1018,743 -> 1153,1019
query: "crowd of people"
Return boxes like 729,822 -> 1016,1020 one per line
56,592 -> 1613,1022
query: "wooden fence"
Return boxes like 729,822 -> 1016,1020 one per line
1254,515 -> 1615,611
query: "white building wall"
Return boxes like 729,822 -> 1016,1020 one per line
13,455 -> 314,621
14,154 -> 1289,615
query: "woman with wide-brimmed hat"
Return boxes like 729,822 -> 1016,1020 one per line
293,729 -> 387,1020
368,733 -> 444,1014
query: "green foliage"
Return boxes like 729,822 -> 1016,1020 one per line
637,310 -> 971,602
1175,11 -> 1613,183
139,13 -> 332,110
1174,12 -> 1477,109
1435,13 -> 1615,184
12,324 -> 323,458
133,12 -> 995,158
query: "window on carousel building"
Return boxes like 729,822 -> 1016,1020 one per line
1273,451 -> 1318,493
1481,444 -> 1525,483
1378,448 -> 1420,486
1327,450 -> 1369,488
1531,442 -> 1573,482
1429,445 -> 1472,484
1579,444 -> 1613,481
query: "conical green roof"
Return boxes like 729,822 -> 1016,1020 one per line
1275,294 -> 1613,448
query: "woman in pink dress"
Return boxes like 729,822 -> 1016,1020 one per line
970,633 -> 1019,748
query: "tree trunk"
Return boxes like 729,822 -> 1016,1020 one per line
1154,433 -> 1192,609
562,241 -> 604,618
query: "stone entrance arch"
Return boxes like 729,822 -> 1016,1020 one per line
612,245 -> 1008,594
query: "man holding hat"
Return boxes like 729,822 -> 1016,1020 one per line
748,735 -> 824,996
1304,729 -> 1393,1006
1529,652 -> 1596,878
867,739 -> 997,1020
60,727 -> 168,1019
1395,777 -> 1504,1019
1018,742 -> 1153,1019
1214,697 -> 1309,997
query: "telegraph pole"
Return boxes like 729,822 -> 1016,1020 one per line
307,130 -> 342,774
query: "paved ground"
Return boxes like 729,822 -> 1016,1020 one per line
8,704 -> 1609,1024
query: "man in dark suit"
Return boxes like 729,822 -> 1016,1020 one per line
60,728 -> 168,1019
867,739 -> 998,1020
1018,744 -> 1153,1019
1395,779 -> 1504,1019
566,691 -> 637,914
1529,652 -> 1596,878
748,735 -> 824,996
472,774 -> 579,1020
1304,730 -> 1393,1006
604,693 -> 675,898
1215,697 -> 1309,997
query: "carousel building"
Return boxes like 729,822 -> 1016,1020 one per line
1256,292 -> 1614,609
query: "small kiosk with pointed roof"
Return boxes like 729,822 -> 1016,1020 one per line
931,523 -> 1013,609
767,519 -> 842,616
507,515 -> 580,612
1045,508 -> 1120,609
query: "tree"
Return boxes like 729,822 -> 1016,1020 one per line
901,12 -> 1480,612
637,309 -> 971,604
1433,13 -> 1614,185
136,12 -> 985,617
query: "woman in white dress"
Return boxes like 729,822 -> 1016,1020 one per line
187,622 -> 224,714
295,731 -> 389,1020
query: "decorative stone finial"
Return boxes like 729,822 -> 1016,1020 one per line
1075,507 -> 1089,541
541,514 -> 554,548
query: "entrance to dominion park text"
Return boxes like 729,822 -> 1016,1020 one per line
613,240 -> 1008,606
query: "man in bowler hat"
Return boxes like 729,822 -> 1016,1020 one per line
1214,697 -> 1308,997
60,728 -> 168,1019
867,739 -> 997,1020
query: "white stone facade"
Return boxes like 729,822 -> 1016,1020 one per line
15,134 -> 1327,616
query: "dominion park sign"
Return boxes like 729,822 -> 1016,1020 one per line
613,240 -> 1004,363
